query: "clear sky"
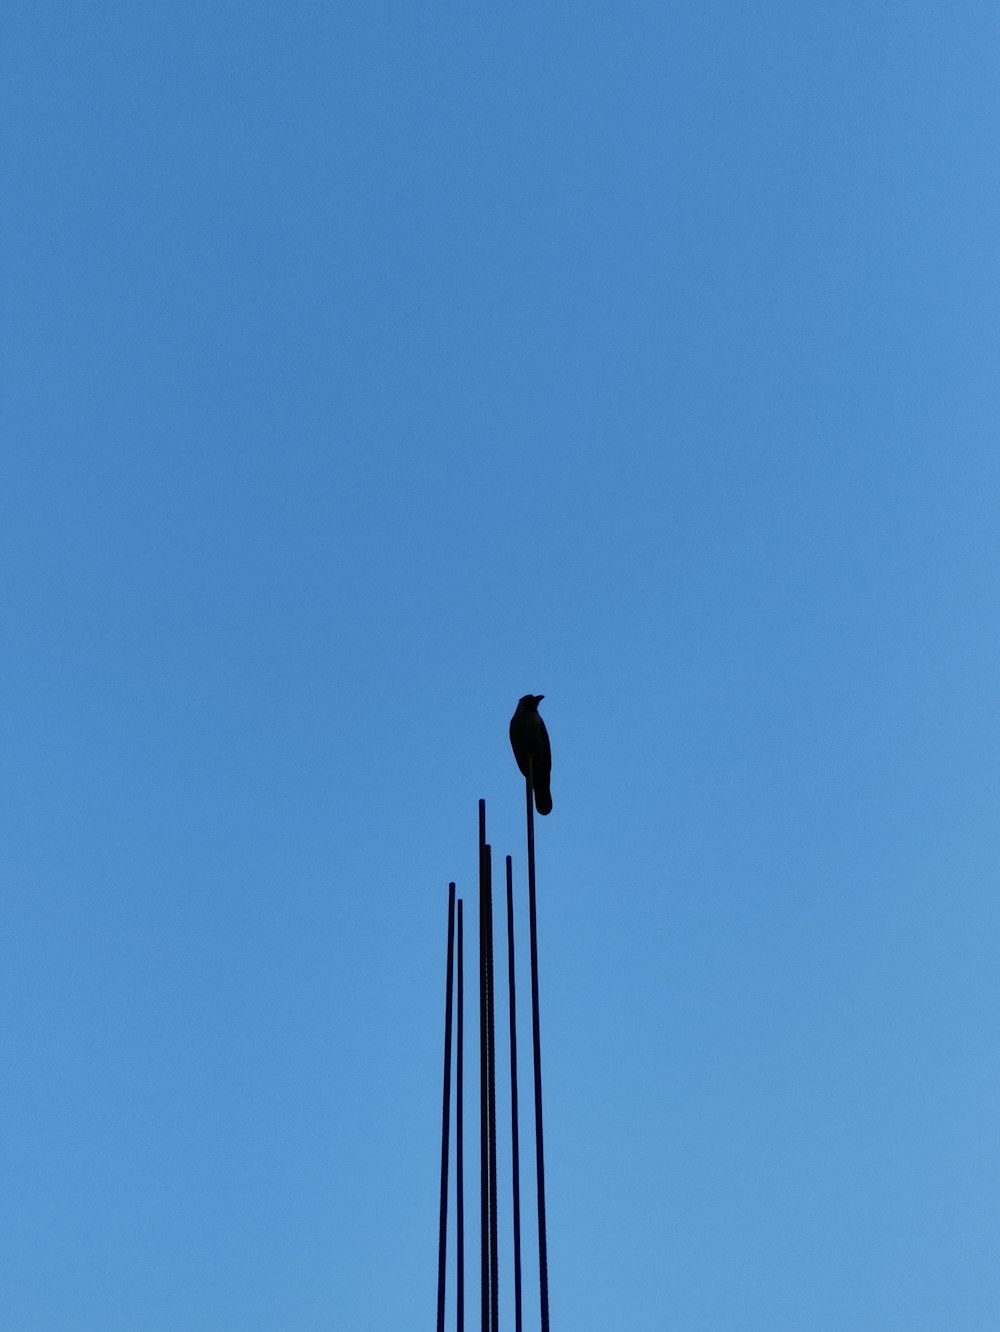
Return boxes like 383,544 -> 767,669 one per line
2,3 -> 998,1329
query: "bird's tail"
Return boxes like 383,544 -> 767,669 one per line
534,780 -> 552,816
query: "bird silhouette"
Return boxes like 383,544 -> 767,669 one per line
509,694 -> 552,815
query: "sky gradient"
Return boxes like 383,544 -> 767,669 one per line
2,2 -> 999,1328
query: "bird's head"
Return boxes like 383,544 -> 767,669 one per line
518,693 -> 544,709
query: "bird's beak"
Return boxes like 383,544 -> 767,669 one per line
536,694 -> 544,702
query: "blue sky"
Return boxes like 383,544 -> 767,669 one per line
2,2 -> 999,1328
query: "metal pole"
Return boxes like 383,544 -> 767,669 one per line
437,883 -> 457,1332
526,766 -> 550,1332
485,845 -> 499,1332
478,802 -> 490,1332
505,855 -> 523,1332
457,898 -> 465,1332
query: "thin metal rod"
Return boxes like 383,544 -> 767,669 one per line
478,802 -> 490,1332
506,855 -> 523,1332
437,883 -> 457,1332
485,845 -> 499,1332
457,899 -> 465,1332
526,766 -> 551,1332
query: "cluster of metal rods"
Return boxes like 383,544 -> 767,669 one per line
436,781 -> 550,1331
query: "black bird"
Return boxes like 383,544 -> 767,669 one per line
509,694 -> 553,815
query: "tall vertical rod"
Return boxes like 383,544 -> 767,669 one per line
478,802 -> 490,1332
437,883 -> 457,1332
457,899 -> 465,1332
505,855 -> 524,1332
485,845 -> 499,1332
526,766 -> 551,1332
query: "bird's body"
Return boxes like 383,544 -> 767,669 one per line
509,694 -> 553,815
